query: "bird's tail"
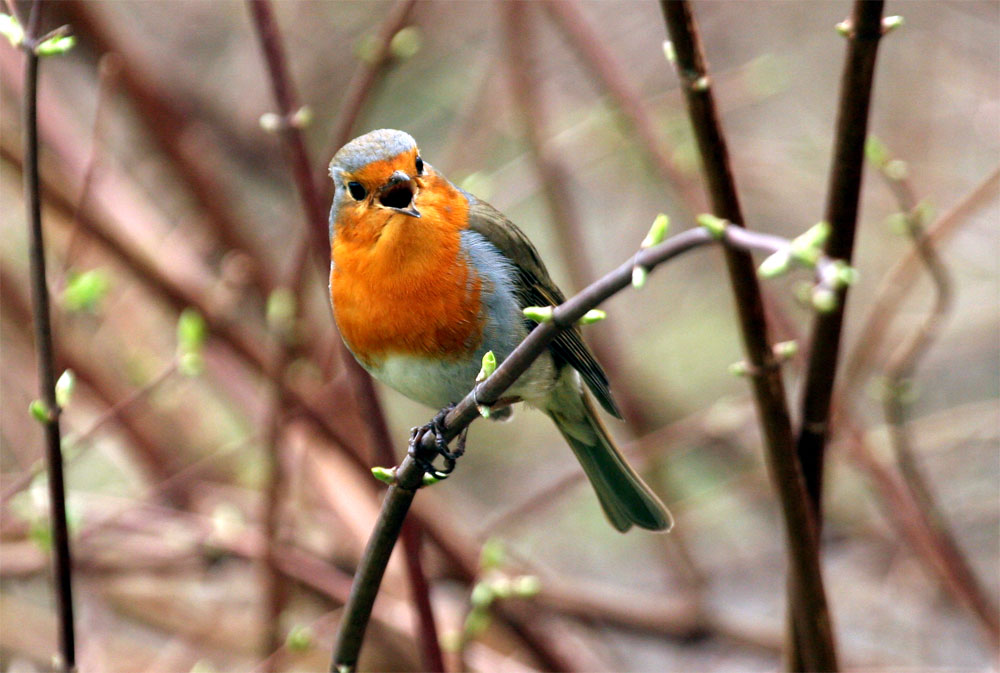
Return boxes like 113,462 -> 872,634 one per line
545,371 -> 672,532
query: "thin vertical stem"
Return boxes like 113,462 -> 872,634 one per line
796,0 -> 885,519
20,0 -> 76,669
659,2 -> 838,670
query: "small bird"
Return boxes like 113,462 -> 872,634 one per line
328,129 -> 671,532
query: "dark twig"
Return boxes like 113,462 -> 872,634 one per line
329,217 -> 846,671
17,1 -> 76,669
791,3 -> 885,668
796,0 -> 885,522
659,2 -> 837,670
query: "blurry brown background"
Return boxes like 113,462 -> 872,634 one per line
1,1 -> 997,671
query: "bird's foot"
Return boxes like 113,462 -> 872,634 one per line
408,404 -> 467,481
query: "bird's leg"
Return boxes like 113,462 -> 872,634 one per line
408,404 -> 466,480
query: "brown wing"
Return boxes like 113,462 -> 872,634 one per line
466,196 -> 623,418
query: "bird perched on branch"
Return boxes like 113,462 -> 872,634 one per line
328,129 -> 671,532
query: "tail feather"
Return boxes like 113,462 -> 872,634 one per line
545,373 -> 672,532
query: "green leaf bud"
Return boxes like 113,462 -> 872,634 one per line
470,581 -> 495,609
389,26 -> 422,60
631,265 -> 649,289
29,399 -> 50,423
812,286 -> 838,313
865,136 -> 889,167
371,466 -> 395,484
54,370 -> 75,408
0,14 -> 24,47
286,625 -> 314,652
641,213 -> 670,249
727,361 -> 749,377
577,309 -> 606,325
884,158 -> 908,181
663,40 -> 676,64
522,306 -> 553,323
62,268 -> 111,313
772,340 -> 799,360
480,537 -> 505,569
35,34 -> 76,56
696,213 -> 727,239
177,308 -> 207,354
758,249 -> 791,278
512,575 -> 542,598
882,15 -> 904,35
476,350 -> 497,383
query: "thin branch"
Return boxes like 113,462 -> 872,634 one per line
658,2 -> 837,670
841,164 -> 1000,396
0,361 -> 178,507
329,216 -> 844,672
790,3 -> 885,669
796,0 -> 885,521
873,153 -> 1000,645
17,1 -> 76,668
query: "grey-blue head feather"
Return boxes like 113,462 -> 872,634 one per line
328,129 -> 419,236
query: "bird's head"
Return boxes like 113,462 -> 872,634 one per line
329,129 -> 427,240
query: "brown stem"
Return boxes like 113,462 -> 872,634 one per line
18,1 -> 76,669
874,154 -> 999,646
659,2 -> 837,670
796,0 -> 885,521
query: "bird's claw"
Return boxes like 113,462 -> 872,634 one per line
408,404 -> 466,481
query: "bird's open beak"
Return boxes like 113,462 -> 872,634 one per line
379,170 -> 421,218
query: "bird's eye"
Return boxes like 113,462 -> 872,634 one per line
347,181 -> 367,200
415,156 -> 424,175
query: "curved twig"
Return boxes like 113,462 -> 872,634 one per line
329,219 -> 846,672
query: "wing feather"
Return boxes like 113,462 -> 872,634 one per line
465,196 -> 623,418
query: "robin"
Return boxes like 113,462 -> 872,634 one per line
328,129 -> 671,532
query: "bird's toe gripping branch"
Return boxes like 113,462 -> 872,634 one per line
408,404 -> 467,481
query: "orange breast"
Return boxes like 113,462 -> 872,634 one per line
330,174 -> 483,365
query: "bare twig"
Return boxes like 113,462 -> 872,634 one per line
841,164 -> 1000,396
790,2 -> 885,669
329,216 -> 845,671
0,361 -> 178,507
796,0 -> 885,520
658,2 -> 837,669
16,1 -> 76,668
872,151 -> 1000,645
